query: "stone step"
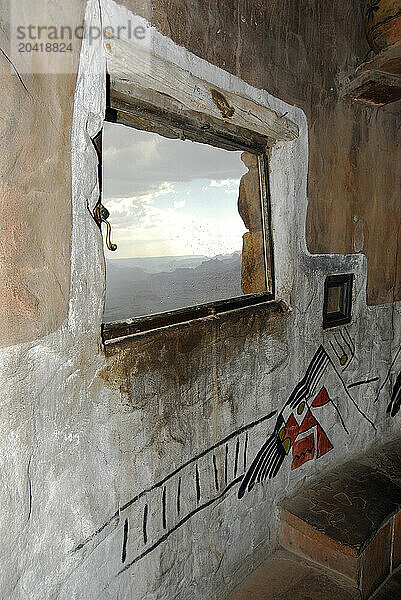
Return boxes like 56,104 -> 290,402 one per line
229,548 -> 360,600
229,549 -> 401,600
279,437 -> 401,599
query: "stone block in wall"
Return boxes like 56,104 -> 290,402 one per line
241,231 -> 266,294
238,152 -> 262,232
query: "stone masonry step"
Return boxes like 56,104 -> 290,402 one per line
280,436 -> 401,599
229,548 -> 361,600
228,548 -> 401,600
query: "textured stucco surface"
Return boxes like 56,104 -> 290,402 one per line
0,1 -> 399,600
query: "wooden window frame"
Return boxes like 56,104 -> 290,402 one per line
100,51 -> 297,342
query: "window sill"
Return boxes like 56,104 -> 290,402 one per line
102,294 -> 286,347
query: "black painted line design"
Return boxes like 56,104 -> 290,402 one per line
195,464 -> 201,504
340,330 -> 351,356
118,476 -> 244,576
329,340 -> 342,362
162,487 -> 167,530
224,444 -> 228,487
327,395 -> 349,434
143,504 -> 148,545
329,357 -> 377,431
27,455 -> 32,521
388,371 -> 401,417
121,518 -> 129,564
339,329 -> 355,372
125,410 -> 276,511
212,454 -> 219,491
375,346 -> 401,403
327,354 -> 376,430
348,377 -> 380,389
234,438 -> 240,478
73,409 -> 277,553
243,432 -> 248,471
342,328 -> 355,353
335,334 -> 347,360
177,477 -> 181,516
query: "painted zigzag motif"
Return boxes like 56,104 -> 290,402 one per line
238,346 -> 329,498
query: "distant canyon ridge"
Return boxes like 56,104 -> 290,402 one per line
104,252 -> 243,322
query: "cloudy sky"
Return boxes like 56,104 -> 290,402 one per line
103,122 -> 248,259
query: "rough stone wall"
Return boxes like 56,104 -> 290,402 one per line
118,0 -> 401,305
0,1 -> 88,348
0,2 -> 399,600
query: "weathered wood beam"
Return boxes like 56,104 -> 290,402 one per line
105,38 -> 299,145
108,89 -> 272,152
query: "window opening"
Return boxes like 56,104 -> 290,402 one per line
99,110 -> 274,339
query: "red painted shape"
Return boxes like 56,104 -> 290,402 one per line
299,409 -> 318,434
284,414 -> 300,444
317,425 -> 333,458
292,433 -> 315,470
312,386 -> 331,408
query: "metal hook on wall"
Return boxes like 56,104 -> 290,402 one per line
93,202 -> 117,251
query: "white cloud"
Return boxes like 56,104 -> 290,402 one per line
105,187 -> 246,259
209,178 -> 241,189
107,182 -> 175,216
103,122 -> 247,200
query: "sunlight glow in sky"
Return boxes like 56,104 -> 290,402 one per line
103,122 -> 248,259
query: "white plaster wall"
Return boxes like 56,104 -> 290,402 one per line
0,1 -> 400,599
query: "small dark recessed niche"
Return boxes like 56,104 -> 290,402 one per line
323,274 -> 354,329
